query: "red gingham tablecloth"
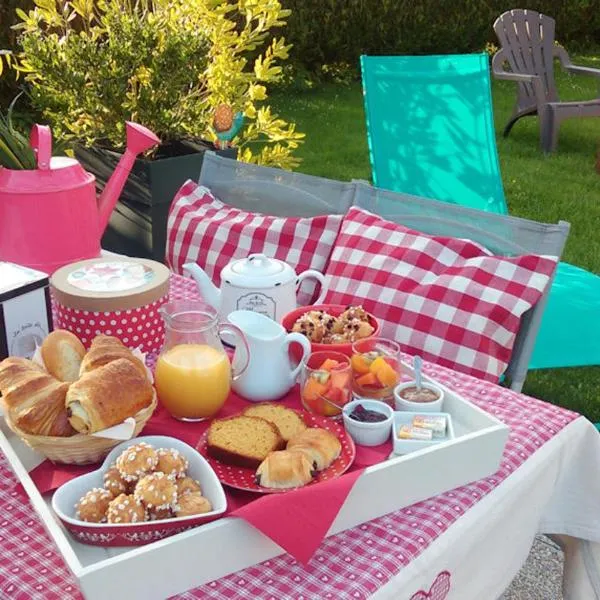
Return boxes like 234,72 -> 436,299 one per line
0,274 -> 580,600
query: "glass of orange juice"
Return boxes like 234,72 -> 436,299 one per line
155,300 -> 249,421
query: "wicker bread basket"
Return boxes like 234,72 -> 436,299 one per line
5,391 -> 157,465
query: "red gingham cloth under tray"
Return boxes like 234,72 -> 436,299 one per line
0,274 -> 580,600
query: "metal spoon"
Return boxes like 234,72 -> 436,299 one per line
413,356 -> 423,391
318,393 -> 346,412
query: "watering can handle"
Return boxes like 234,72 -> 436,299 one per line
30,125 -> 52,170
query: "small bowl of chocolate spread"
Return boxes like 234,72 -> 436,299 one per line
394,381 -> 444,413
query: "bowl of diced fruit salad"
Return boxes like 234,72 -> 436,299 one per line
350,338 -> 401,403
300,351 -> 353,417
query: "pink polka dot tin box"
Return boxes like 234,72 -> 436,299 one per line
50,258 -> 170,354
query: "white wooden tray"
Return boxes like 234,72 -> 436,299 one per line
0,363 -> 509,600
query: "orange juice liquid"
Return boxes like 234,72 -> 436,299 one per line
155,344 -> 231,420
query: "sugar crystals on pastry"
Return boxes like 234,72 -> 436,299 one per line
175,492 -> 212,517
291,313 -> 326,343
290,305 -> 373,344
75,488 -> 113,523
155,448 -> 189,479
147,506 -> 174,521
342,318 -> 374,342
103,465 -> 131,497
321,333 -> 348,344
116,442 -> 159,482
339,305 -> 369,323
134,472 -> 178,511
107,493 -> 146,524
73,443 -> 214,525
176,476 -> 202,497
319,312 -> 338,335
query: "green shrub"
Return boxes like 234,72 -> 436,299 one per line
281,0 -> 600,73
2,0 -> 304,168
0,0 -> 34,106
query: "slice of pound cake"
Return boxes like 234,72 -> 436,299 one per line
207,415 -> 285,469
242,403 -> 307,442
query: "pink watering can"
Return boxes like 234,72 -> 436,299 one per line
0,122 -> 159,274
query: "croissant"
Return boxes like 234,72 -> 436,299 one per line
79,335 -> 146,378
286,428 -> 341,471
66,358 -> 153,434
0,359 -> 74,437
0,357 -> 44,399
255,450 -> 315,489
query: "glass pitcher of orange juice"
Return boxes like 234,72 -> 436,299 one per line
155,300 -> 249,421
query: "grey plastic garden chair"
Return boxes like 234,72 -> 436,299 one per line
493,9 -> 600,152
197,153 -> 570,392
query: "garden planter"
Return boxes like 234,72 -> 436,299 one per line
76,140 -> 237,263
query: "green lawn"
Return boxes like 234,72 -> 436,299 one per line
271,56 -> 600,421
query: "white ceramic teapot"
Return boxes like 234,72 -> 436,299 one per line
228,310 -> 311,402
183,254 -> 327,323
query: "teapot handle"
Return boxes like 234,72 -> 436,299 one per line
296,270 -> 327,305
285,332 -> 312,379
219,323 -> 249,381
30,125 -> 52,170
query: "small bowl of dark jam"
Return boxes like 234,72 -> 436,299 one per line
349,404 -> 388,423
342,399 -> 393,446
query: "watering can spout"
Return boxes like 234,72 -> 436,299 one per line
97,122 -> 159,233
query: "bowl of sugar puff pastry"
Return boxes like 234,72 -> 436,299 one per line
281,304 -> 380,360
52,436 -> 227,546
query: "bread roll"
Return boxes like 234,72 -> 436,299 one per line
41,330 -> 86,382
286,428 -> 341,471
0,359 -> 74,436
79,335 -> 146,378
255,450 -> 315,489
66,359 -> 154,433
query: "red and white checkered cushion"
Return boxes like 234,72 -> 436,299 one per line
167,180 -> 343,305
323,207 -> 558,381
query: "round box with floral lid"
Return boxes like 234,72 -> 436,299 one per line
50,257 -> 170,353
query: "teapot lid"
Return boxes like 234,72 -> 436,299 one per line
223,254 -> 295,288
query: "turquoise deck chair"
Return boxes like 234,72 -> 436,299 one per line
361,53 -> 600,370
361,53 -> 508,214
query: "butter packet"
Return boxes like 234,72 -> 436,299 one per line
412,415 -> 447,438
397,425 -> 433,441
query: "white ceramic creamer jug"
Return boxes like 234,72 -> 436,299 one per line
228,310 -> 311,402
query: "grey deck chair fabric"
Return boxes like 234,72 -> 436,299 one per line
353,181 -> 570,392
493,9 -> 600,152
198,152 -> 356,217
196,154 -> 570,392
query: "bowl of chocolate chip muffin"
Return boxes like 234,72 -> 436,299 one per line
281,304 -> 380,361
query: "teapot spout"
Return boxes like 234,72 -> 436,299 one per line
97,122 -> 159,233
183,262 -> 221,310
